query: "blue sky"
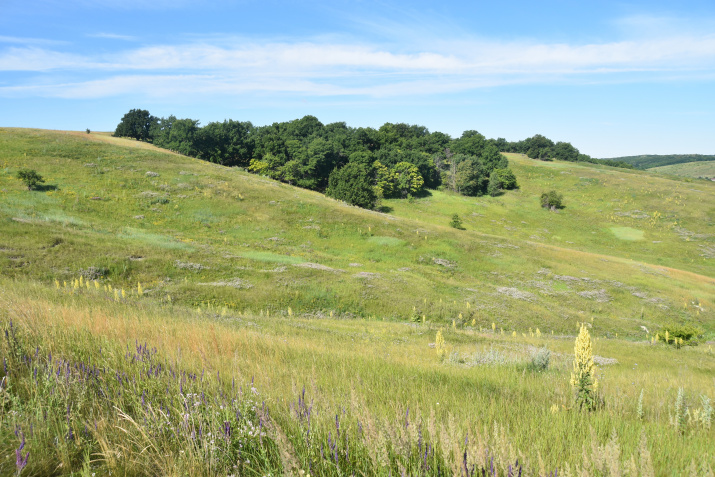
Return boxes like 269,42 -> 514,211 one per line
1,0 -> 714,157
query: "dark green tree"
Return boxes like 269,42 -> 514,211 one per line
16,169 -> 44,190
493,168 -> 518,190
326,162 -> 377,209
455,158 -> 488,196
113,109 -> 157,141
487,171 -> 503,197
452,130 -> 486,157
552,142 -> 580,162
195,120 -> 254,167
480,144 -> 505,175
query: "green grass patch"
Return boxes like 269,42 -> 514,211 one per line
367,235 -> 406,246
610,226 -> 645,241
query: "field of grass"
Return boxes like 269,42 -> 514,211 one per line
1,128 -> 713,475
650,161 -> 715,179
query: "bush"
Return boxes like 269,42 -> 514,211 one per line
660,323 -> 703,344
16,168 -> 45,191
449,214 -> 464,229
487,172 -> 503,197
528,347 -> 551,372
325,162 -> 377,209
540,190 -> 564,210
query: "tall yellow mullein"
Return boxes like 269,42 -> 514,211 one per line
570,324 -> 598,410
435,330 -> 446,361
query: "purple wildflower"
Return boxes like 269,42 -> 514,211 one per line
16,433 -> 29,473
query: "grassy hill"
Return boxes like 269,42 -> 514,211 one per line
602,154 -> 715,170
650,161 -> 715,179
1,128 -> 713,475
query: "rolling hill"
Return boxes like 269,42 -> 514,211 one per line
650,160 -> 715,179
602,153 -> 715,169
1,128 -> 713,475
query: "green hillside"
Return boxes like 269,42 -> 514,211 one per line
603,154 -> 715,169
650,160 -> 715,179
1,128 -> 713,475
2,128 -> 712,334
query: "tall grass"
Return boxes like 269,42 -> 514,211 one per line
1,279 -> 712,475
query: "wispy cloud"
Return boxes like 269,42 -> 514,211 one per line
0,35 -> 68,46
1,24 -> 714,99
87,33 -> 138,41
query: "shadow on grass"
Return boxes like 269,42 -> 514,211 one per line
33,184 -> 59,192
412,189 -> 433,198
375,205 -> 393,213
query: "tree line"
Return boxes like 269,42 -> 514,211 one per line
113,109 -> 623,208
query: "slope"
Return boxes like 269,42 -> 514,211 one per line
0,128 -> 712,338
650,161 -> 715,179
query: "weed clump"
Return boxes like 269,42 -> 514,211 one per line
435,330 -> 447,361
528,346 -> 551,372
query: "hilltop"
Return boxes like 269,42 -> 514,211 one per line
603,153 -> 715,170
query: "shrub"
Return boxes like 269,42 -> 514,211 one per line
660,323 -> 703,344
528,347 -> 551,372
540,190 -> 564,210
449,214 -> 464,229
487,171 -> 503,197
325,162 -> 377,209
16,168 -> 45,191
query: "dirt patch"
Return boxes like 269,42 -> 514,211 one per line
199,278 -> 252,289
577,289 -> 611,302
497,287 -> 535,302
293,262 -> 344,273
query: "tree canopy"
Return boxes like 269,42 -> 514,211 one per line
112,109 -> 620,209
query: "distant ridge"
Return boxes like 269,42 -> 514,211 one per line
600,154 -> 715,169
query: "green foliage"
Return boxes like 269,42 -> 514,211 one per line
528,347 -> 551,372
552,142 -> 580,162
392,162 -> 424,198
455,158 -> 487,196
493,168 -> 518,190
326,162 -> 377,209
540,190 -> 564,210
373,160 -> 396,198
449,213 -> 464,230
16,168 -> 45,190
660,323 -> 704,344
1,128 -> 715,474
487,171 -> 503,197
113,108 -> 157,141
194,119 -> 254,167
606,154 -> 715,170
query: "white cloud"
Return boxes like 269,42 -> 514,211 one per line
1,29 -> 714,99
0,35 -> 68,46
87,33 -> 138,41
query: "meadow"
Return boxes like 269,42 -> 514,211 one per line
649,162 -> 715,180
0,128 -> 713,475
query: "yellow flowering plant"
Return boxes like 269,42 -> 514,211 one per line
570,324 -> 599,410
